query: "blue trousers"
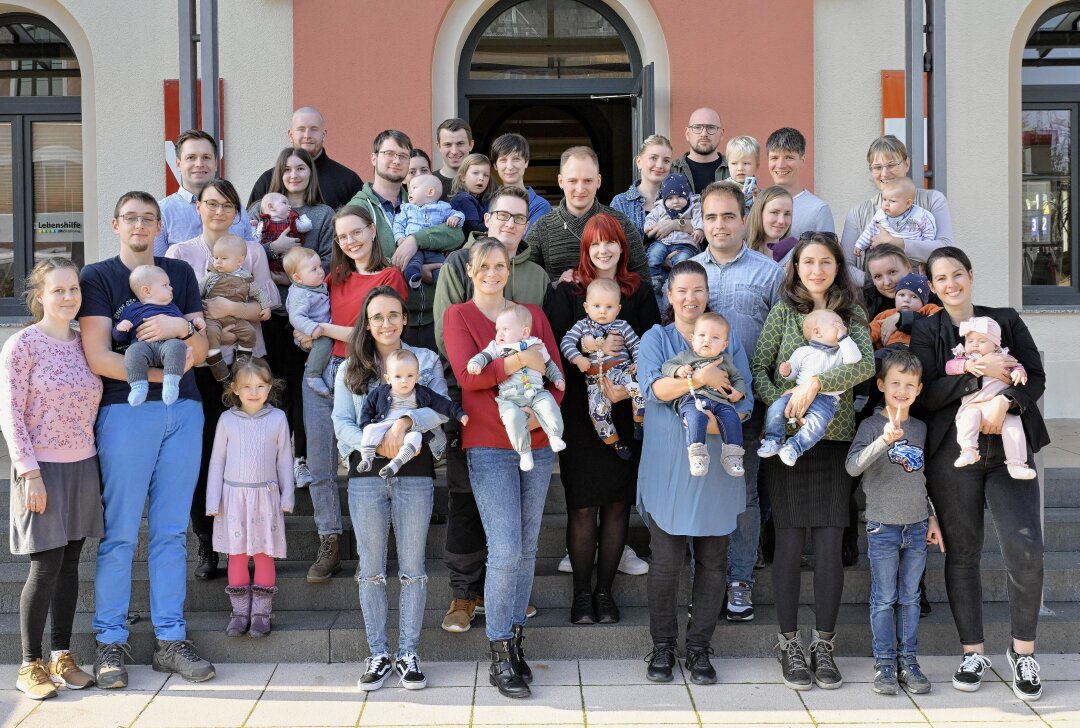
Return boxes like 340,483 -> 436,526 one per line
404,250 -> 446,289
647,242 -> 698,291
867,519 -> 928,660
93,399 -> 203,644
763,393 -> 837,456
677,394 -> 743,447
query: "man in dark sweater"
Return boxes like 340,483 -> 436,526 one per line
525,146 -> 650,282
433,118 -> 474,201
247,107 -> 363,210
671,107 -> 730,194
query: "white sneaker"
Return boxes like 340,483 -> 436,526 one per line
558,552 -> 573,573
519,452 -> 534,471
757,440 -> 782,458
618,545 -> 649,575
778,445 -> 799,467
294,457 -> 312,488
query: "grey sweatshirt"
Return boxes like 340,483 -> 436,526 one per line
846,413 -> 931,525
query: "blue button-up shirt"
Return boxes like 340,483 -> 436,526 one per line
154,186 -> 256,256
691,243 -> 783,361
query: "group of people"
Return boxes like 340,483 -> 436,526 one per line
0,105 -> 1050,707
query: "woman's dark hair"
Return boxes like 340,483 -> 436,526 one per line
268,147 -> 325,207
410,148 -> 432,166
781,233 -> 865,322
342,286 -> 409,394
330,204 -> 390,286
862,242 -> 911,270
222,356 -> 284,408
661,259 -> 709,325
925,246 -> 972,279
197,178 -> 243,225
574,212 -> 640,297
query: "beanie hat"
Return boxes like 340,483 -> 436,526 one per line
959,316 -> 1002,348
895,272 -> 930,306
659,173 -> 692,217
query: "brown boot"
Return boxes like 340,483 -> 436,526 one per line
206,351 -> 230,382
306,534 -> 341,583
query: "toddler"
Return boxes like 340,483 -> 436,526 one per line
660,312 -> 746,477
468,304 -> 566,471
357,349 -> 469,479
449,153 -> 494,237
644,173 -> 703,295
113,264 -> 203,407
725,135 -> 761,216
201,234 -> 273,381
206,357 -> 295,638
869,272 -> 943,364
560,278 -> 644,460
846,350 -> 943,696
256,192 -> 313,274
394,174 -> 464,289
946,316 -> 1036,479
759,309 -> 863,466
854,177 -> 937,260
283,246 -> 333,398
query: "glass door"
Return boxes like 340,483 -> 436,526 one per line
1021,107 -> 1072,289
31,120 -> 82,268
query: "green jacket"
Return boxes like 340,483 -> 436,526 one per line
432,232 -> 552,357
347,183 -> 465,326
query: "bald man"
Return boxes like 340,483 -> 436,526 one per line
247,107 -> 364,209
671,107 -> 730,194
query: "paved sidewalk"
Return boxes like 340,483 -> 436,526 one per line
2,655 -> 1079,727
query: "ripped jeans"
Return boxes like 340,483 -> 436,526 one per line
348,475 -> 433,657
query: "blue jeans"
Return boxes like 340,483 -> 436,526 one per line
647,242 -> 698,285
728,401 -> 764,586
93,399 -> 203,644
867,519 -> 928,660
677,395 -> 743,447
303,357 -> 343,535
763,393 -> 837,456
467,446 -> 554,641
404,250 -> 446,289
348,475 -> 433,657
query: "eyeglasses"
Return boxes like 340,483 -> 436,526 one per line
200,200 -> 237,214
368,312 -> 403,326
118,213 -> 159,226
489,210 -> 529,226
798,231 -> 840,243
336,224 -> 374,245
687,124 -> 721,135
869,160 -> 905,174
378,150 -> 410,163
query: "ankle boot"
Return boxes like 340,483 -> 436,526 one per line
510,624 -> 532,683
224,586 -> 250,636
307,534 -> 341,583
809,629 -> 843,689
206,351 -> 230,382
194,534 -> 219,580
489,639 -> 530,698
248,585 -> 277,637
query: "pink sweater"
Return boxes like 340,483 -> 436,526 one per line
205,407 -> 296,514
0,326 -> 102,475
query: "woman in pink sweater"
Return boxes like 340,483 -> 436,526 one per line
0,259 -> 103,699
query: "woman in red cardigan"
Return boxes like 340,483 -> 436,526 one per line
443,239 -> 564,700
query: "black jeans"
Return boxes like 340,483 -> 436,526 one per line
442,437 -> 487,599
646,519 -> 728,650
773,526 -> 844,634
20,539 -> 84,662
262,313 -> 307,458
192,366 -> 226,539
927,431 -> 1044,644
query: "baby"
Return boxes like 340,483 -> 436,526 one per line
560,278 -> 645,460
946,317 -> 1036,479
256,192 -> 313,274
201,235 -> 273,381
759,309 -> 863,466
869,272 -> 943,364
854,177 -> 937,260
113,264 -> 204,407
357,349 -> 468,479
283,246 -> 333,398
643,173 -> 704,295
725,135 -> 761,216
467,304 -> 566,471
394,174 -> 464,289
660,312 -> 746,477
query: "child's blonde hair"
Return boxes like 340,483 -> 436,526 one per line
223,356 -> 283,408
802,309 -> 844,340
282,246 -> 319,278
385,347 -> 419,371
726,135 -> 760,160
212,234 -> 247,258
129,264 -> 169,296
260,191 -> 289,215
881,176 -> 916,202
696,311 -> 730,332
451,153 -> 494,203
498,303 -> 533,330
586,277 -> 621,301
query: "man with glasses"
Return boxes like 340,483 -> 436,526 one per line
432,186 -> 552,633
154,129 -> 256,255
79,191 -> 216,688
672,108 -> 730,194
347,130 -> 465,350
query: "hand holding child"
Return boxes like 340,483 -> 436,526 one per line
726,387 -> 744,403
927,515 -> 945,552
310,324 -> 323,339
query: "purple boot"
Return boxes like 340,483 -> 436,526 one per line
225,586 -> 250,636
249,585 -> 278,638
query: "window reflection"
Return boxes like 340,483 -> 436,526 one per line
1022,109 -> 1072,288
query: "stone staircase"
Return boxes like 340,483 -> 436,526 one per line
2,456 -> 1079,664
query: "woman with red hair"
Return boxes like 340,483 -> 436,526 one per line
544,213 -> 661,624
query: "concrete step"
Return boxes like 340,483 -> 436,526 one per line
4,601 -> 1080,664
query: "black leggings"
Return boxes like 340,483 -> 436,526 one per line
773,527 -> 844,634
20,539 -> 85,663
566,500 -> 630,595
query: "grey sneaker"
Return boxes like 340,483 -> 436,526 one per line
293,456 -> 312,488
94,642 -> 131,690
808,629 -> 843,689
725,581 -> 755,622
898,657 -> 932,694
776,632 -> 811,691
873,660 -> 899,695
151,640 -> 215,682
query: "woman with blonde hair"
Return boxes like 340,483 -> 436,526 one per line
746,185 -> 796,262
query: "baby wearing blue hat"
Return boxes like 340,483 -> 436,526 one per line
642,172 -> 703,297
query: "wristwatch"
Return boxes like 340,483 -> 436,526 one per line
180,320 -> 197,340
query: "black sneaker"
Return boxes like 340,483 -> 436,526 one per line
809,630 -> 843,689
357,654 -> 393,691
94,642 -> 131,690
685,646 -> 717,685
951,652 -> 992,692
898,657 -> 932,694
645,644 -> 676,683
775,632 -> 811,691
394,653 -> 428,690
152,640 -> 215,682
1007,647 -> 1042,701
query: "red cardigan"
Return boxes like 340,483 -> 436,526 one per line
443,300 -> 565,450
328,267 -> 407,358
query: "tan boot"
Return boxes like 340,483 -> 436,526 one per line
441,597 -> 478,633
17,660 -> 58,700
48,650 -> 95,689
306,534 -> 341,583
